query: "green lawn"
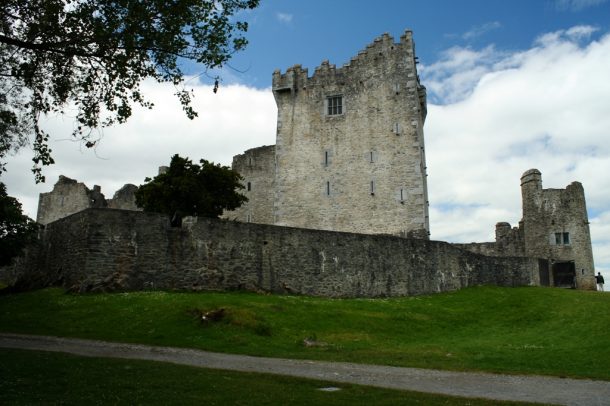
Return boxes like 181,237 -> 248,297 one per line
0,348 -> 538,405
1,286 -> 609,380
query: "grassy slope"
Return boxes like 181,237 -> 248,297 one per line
1,348 -> 537,405
0,286 -> 608,380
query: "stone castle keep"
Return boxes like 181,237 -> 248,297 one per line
226,31 -> 429,238
10,30 -> 597,294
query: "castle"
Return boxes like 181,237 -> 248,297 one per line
21,30 -> 596,294
226,31 -> 429,238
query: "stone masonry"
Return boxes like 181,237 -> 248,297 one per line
227,30 -> 430,238
455,169 -> 596,289
36,176 -> 139,225
224,145 -> 275,224
11,209 -> 538,297
17,31 -> 597,295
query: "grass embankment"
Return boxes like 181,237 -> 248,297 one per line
0,286 -> 608,380
1,349 -> 536,405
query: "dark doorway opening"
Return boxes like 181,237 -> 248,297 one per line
538,259 -> 550,287
552,261 -> 575,288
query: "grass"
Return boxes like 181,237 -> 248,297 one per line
0,348 -> 540,405
0,286 -> 609,380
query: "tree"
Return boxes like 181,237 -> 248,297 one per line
0,182 -> 38,266
135,154 -> 247,224
0,0 -> 260,181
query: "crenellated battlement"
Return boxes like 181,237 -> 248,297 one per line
272,30 -> 422,96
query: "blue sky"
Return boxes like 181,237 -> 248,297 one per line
4,0 -> 610,282
213,0 -> 610,90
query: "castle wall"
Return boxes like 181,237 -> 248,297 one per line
107,184 -> 140,211
455,222 -> 525,257
272,31 -> 429,238
223,145 -> 275,224
36,176 -> 140,225
520,169 -> 595,288
13,209 -> 538,297
36,176 -> 106,225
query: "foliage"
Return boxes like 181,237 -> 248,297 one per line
1,287 -> 609,380
135,154 -> 247,221
0,0 -> 260,181
0,182 -> 38,266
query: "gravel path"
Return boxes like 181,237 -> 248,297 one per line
1,333 -> 609,405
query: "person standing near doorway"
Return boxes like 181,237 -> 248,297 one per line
595,272 -> 605,291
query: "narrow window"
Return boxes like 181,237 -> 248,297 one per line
393,122 -> 401,135
369,151 -> 374,163
326,181 -> 330,196
246,214 -> 251,223
400,188 -> 404,201
248,157 -> 252,167
370,180 -> 375,195
555,233 -> 562,245
325,151 -> 329,166
247,182 -> 251,191
563,232 -> 570,245
327,96 -> 343,115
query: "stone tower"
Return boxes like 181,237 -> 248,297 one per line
225,145 -> 276,224
520,169 -> 596,289
271,31 -> 429,237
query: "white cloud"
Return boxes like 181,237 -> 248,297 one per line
276,12 -> 293,24
425,27 -> 610,274
2,82 -> 277,219
462,21 -> 502,40
419,45 -> 508,103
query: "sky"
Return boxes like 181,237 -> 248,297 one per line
3,0 -> 610,282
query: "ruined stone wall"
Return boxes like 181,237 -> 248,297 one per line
520,169 -> 595,288
107,184 -> 140,211
36,176 -> 106,225
453,242 -> 499,257
36,176 -> 140,225
272,30 -> 429,238
456,222 -> 525,257
223,145 -> 275,224
13,209 -> 538,296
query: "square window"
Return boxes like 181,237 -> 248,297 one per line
327,96 -> 343,115
554,232 -> 570,245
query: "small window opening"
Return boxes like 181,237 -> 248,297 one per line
246,214 -> 251,223
326,181 -> 330,196
325,151 -> 329,166
393,122 -> 401,135
327,95 -> 343,115
400,188 -> 404,202
247,182 -> 251,191
248,157 -> 252,167
369,151 -> 374,163
370,180 -> 375,195
555,232 -> 570,245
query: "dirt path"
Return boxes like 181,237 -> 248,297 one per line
1,333 -> 609,405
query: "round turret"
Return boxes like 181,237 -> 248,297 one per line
520,168 -> 542,187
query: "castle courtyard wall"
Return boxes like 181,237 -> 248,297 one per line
13,209 -> 539,297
